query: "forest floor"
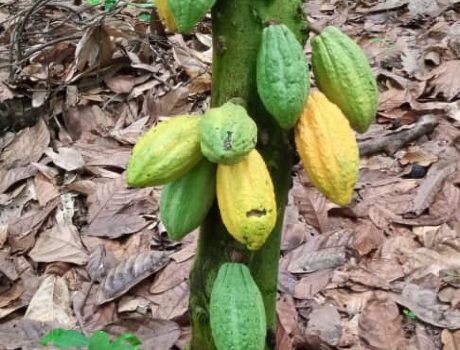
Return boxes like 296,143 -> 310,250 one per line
0,0 -> 460,349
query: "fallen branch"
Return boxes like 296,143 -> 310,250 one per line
358,114 -> 439,156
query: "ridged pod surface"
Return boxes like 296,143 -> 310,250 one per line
127,116 -> 202,187
257,24 -> 310,129
200,102 -> 257,164
156,0 -> 216,33
312,26 -> 378,133
210,263 -> 266,350
160,159 -> 216,241
295,91 -> 359,206
216,149 -> 276,250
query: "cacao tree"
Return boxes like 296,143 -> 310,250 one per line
127,0 -> 378,348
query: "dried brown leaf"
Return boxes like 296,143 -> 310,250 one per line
292,179 -> 329,232
394,284 -> 460,329
7,198 -> 59,253
0,319 -> 58,349
75,25 -> 114,71
144,87 -> 190,118
34,173 -> 59,206
73,282 -> 118,333
441,329 -> 460,350
25,275 -> 76,327
29,223 -> 89,265
104,74 -> 136,94
85,175 -> 151,238
306,303 -> 342,347
288,246 -> 348,274
45,147 -> 85,171
359,294 -> 408,349
277,294 -> 304,350
149,258 -> 193,294
281,202 -> 309,252
0,281 -> 24,308
63,105 -> 114,141
148,281 -> 189,321
293,270 -> 332,300
412,159 -> 458,215
428,60 -> 460,101
352,220 -> 385,256
0,164 -> 37,193
96,251 -> 169,304
410,324 -> 437,350
0,225 -> 6,248
0,118 -> 49,168
76,142 -> 131,169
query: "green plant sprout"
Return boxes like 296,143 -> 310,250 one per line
40,329 -> 142,350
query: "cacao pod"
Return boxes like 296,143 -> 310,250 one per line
312,26 -> 378,133
257,24 -> 310,129
160,159 -> 216,240
216,149 -> 276,250
210,263 -> 266,350
155,0 -> 216,33
294,91 -> 359,206
200,101 -> 257,164
127,116 -> 202,187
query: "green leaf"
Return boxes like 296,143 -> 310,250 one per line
40,328 -> 89,348
139,13 -> 151,22
86,0 -> 101,6
88,331 -> 111,350
403,308 -> 417,319
104,0 -> 117,11
112,333 -> 142,350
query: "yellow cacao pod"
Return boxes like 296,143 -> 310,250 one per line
216,150 -> 277,250
295,91 -> 359,206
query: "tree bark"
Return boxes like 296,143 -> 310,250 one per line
189,1 -> 307,349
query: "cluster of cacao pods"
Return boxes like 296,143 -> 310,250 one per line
154,0 -> 377,207
256,23 -> 378,206
128,4 -> 378,348
127,101 -> 277,250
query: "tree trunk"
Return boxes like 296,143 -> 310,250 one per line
189,1 -> 307,349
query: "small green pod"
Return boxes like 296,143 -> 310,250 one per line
126,116 -> 202,188
257,24 -> 310,130
160,159 -> 216,240
210,263 -> 267,350
200,102 -> 257,164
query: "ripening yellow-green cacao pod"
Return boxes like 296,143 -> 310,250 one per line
210,263 -> 266,350
126,116 -> 202,187
216,149 -> 276,250
200,101 -> 257,164
155,0 -> 216,33
312,26 -> 378,133
295,91 -> 359,206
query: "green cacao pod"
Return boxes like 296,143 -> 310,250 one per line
295,91 -> 359,206
312,26 -> 378,133
210,263 -> 266,350
127,116 -> 202,187
156,0 -> 216,33
160,159 -> 216,240
200,102 -> 257,164
257,24 -> 310,130
216,149 -> 276,250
